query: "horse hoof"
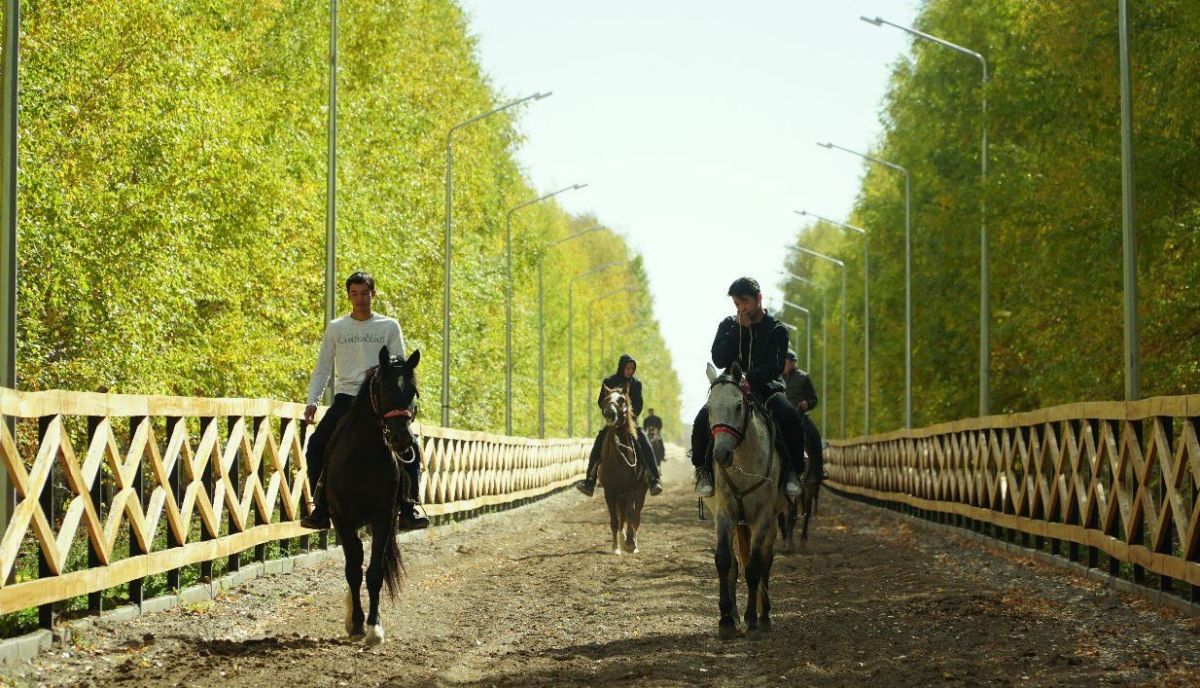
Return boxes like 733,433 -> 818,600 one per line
348,630 -> 365,640
364,625 -> 385,646
759,618 -> 773,633
717,624 -> 741,641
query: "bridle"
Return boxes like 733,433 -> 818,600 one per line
369,365 -> 418,464
708,377 -> 752,449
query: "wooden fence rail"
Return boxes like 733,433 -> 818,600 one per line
0,387 -> 589,619
826,395 -> 1200,601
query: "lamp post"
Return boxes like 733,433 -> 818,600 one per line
504,183 -> 587,435
817,142 -> 911,428
587,285 -> 636,434
537,224 -> 607,437
797,210 -> 870,435
443,91 -> 551,427
1,0 -> 18,530
325,0 -> 338,332
788,245 -> 847,437
784,272 -> 828,434
862,15 -> 989,416
1118,0 -> 1139,401
781,300 -> 811,373
567,261 -> 623,435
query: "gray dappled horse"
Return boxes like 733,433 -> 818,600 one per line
597,384 -> 650,554
702,362 -> 788,639
323,346 -> 420,645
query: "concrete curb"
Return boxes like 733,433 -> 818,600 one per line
829,487 -> 1200,618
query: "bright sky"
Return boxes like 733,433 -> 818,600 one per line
459,1 -> 921,415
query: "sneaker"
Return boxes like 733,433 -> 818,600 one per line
694,468 -> 714,497
575,478 -> 597,497
648,479 -> 663,496
300,501 -> 330,530
398,502 -> 430,530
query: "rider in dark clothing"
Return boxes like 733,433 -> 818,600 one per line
575,354 -> 664,496
690,277 -> 804,497
783,349 -> 825,480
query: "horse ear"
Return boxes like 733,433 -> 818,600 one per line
378,345 -> 390,369
730,362 -> 743,382
603,384 -> 612,394
706,363 -> 718,384
406,349 -> 421,370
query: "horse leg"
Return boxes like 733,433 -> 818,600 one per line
715,521 -> 740,640
741,526 -> 763,636
758,547 -> 775,631
624,495 -> 643,554
605,491 -> 621,555
363,515 -> 392,646
339,527 -> 365,638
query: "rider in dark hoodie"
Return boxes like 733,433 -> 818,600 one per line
575,353 -> 664,497
690,277 -> 804,498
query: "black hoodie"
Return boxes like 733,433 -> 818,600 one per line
597,353 -> 644,418
711,313 -> 789,399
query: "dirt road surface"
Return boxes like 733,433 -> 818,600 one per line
4,453 -> 1199,687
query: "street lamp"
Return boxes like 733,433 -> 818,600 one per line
587,285 -> 636,434
784,273 -> 829,434
537,224 -> 607,437
862,15 -> 990,416
568,261 -> 623,435
1,0 -> 18,530
442,91 -> 551,427
781,300 -> 811,374
787,244 -> 847,437
817,141 -> 912,428
797,210 -> 870,435
504,183 -> 587,435
325,0 -> 338,332
1118,0 -> 1139,401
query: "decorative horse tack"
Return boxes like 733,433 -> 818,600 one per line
708,376 -> 775,525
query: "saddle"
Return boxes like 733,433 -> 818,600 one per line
748,391 -> 799,493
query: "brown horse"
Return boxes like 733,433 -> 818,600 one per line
597,384 -> 650,554
779,458 -> 821,547
323,346 -> 419,645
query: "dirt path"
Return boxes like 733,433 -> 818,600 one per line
4,453 -> 1199,687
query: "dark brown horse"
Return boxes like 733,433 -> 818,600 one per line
597,384 -> 650,554
323,346 -> 420,645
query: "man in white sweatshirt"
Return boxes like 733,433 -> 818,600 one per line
299,271 -> 429,530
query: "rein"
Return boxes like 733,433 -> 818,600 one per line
708,377 -> 776,525
369,368 -> 418,464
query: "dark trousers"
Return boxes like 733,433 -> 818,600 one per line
585,427 -> 661,481
305,393 -> 422,503
690,394 -> 805,472
800,412 -> 824,475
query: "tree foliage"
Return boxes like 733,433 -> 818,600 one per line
784,0 -> 1199,434
12,0 -> 682,438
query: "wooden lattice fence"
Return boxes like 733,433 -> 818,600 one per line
0,387 -> 588,620
827,395 -> 1200,600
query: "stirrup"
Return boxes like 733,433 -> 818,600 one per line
575,478 -> 596,497
398,501 -> 430,530
648,479 -> 663,496
299,501 -> 330,530
694,469 -> 714,498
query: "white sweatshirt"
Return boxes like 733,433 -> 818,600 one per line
305,313 -> 406,405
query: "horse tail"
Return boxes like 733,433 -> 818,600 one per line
380,504 -> 405,600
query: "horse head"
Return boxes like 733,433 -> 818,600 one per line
372,346 -> 421,459
601,384 -> 631,429
705,361 -> 749,468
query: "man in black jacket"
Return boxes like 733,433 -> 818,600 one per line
575,353 -> 664,496
784,350 -> 825,480
690,277 -> 804,497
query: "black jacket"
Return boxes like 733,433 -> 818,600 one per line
597,353 -> 643,419
711,313 -> 789,399
784,369 -> 818,412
